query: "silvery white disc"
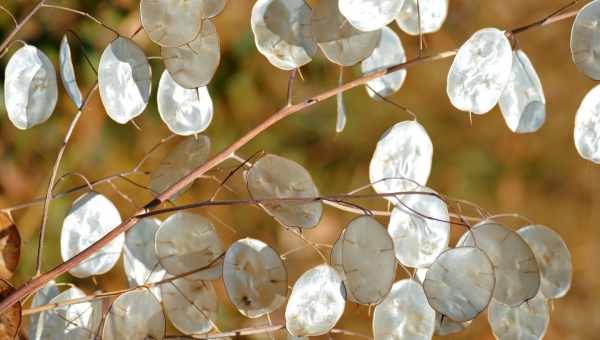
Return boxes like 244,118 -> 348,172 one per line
162,19 -> 220,89
4,45 -> 58,129
517,225 -> 572,299
396,0 -> 448,35
246,154 -> 322,229
446,28 -> 513,114
161,277 -> 217,335
102,288 -> 165,340
155,212 -> 223,280
251,0 -> 317,70
157,70 -> 213,136
98,37 -> 151,124
570,0 -> 600,79
60,192 -> 124,278
123,218 -> 166,300
338,0 -> 405,32
312,0 -> 381,66
59,35 -> 83,108
369,121 -> 433,201
574,83 -> 600,163
361,26 -> 407,98
435,314 -> 472,336
423,247 -> 495,322
28,281 -> 60,340
140,0 -> 204,47
373,279 -> 436,340
329,230 -> 358,302
388,187 -> 450,268
200,0 -> 228,18
285,264 -> 345,337
223,238 -> 287,318
499,50 -> 546,133
458,221 -> 540,306
340,216 -> 396,305
150,135 -> 211,198
488,292 -> 550,340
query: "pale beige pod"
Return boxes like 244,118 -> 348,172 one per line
102,289 -> 165,340
140,0 -> 204,47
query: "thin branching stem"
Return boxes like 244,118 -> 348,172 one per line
41,3 -> 120,37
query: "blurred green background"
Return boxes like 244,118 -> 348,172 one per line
0,0 -> 598,339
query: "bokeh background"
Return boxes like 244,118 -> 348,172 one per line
0,0 -> 598,339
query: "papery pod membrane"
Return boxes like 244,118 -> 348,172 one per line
0,213 -> 20,280
102,288 -> 165,340
396,0 -> 448,35
140,0 -> 205,47
338,0 -> 405,32
361,26 -> 407,98
29,281 -> 60,340
488,292 -> 550,340
570,0 -> 600,79
0,280 -> 21,339
574,83 -> 600,163
59,35 -> 83,108
161,277 -> 218,335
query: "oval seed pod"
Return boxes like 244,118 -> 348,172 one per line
373,279 -> 436,340
4,45 -> 58,129
102,289 -> 165,340
369,121 -> 433,201
157,70 -> 214,136
60,192 -> 124,278
570,0 -> 600,79
98,37 -> 152,124
161,277 -> 217,335
162,19 -> 220,89
246,154 -> 322,229
361,26 -> 407,98
251,0 -> 317,70
499,50 -> 546,133
574,84 -> 600,163
329,231 -> 357,302
517,225 -> 572,299
140,0 -> 204,47
312,0 -> 381,66
123,218 -> 166,300
447,28 -> 513,114
150,135 -> 211,198
459,221 -> 540,306
59,35 -> 83,108
423,247 -> 495,322
223,238 -> 287,318
488,292 -> 550,340
388,187 -> 450,268
285,265 -> 345,337
200,0 -> 228,18
155,212 -> 224,280
340,216 -> 396,305
338,0 -> 405,32
29,281 -> 60,340
396,0 -> 449,35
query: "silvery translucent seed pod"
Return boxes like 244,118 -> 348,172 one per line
339,0 -> 405,32
574,84 -> 600,163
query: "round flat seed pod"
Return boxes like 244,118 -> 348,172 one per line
330,230 -> 359,303
373,279 -> 435,340
123,218 -> 166,300
155,212 -> 224,280
0,213 -> 20,280
200,0 -> 228,18
223,238 -> 287,318
338,0 -> 405,32
251,0 -> 317,70
61,192 -> 124,278
59,35 -> 83,108
447,28 -> 513,114
570,0 -> 600,79
517,225 -> 572,299
574,84 -> 600,163
285,265 -> 345,337
4,44 -> 58,129
423,247 -> 495,322
98,37 -> 151,124
150,135 -> 211,198
246,154 -> 322,229
459,221 -> 540,306
388,187 -> 450,268
488,292 -> 549,340
157,70 -> 214,136
41,286 -> 103,339
0,280 -> 21,339
340,216 -> 396,305
396,0 -> 448,35
140,0 -> 204,47
29,281 -> 60,340
361,26 -> 407,98
312,0 -> 381,66
161,277 -> 217,334
435,314 -> 472,336
499,50 -> 546,133
102,289 -> 165,340
369,121 -> 433,201
162,20 -> 220,89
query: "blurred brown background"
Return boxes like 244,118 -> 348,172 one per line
0,0 -> 598,339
